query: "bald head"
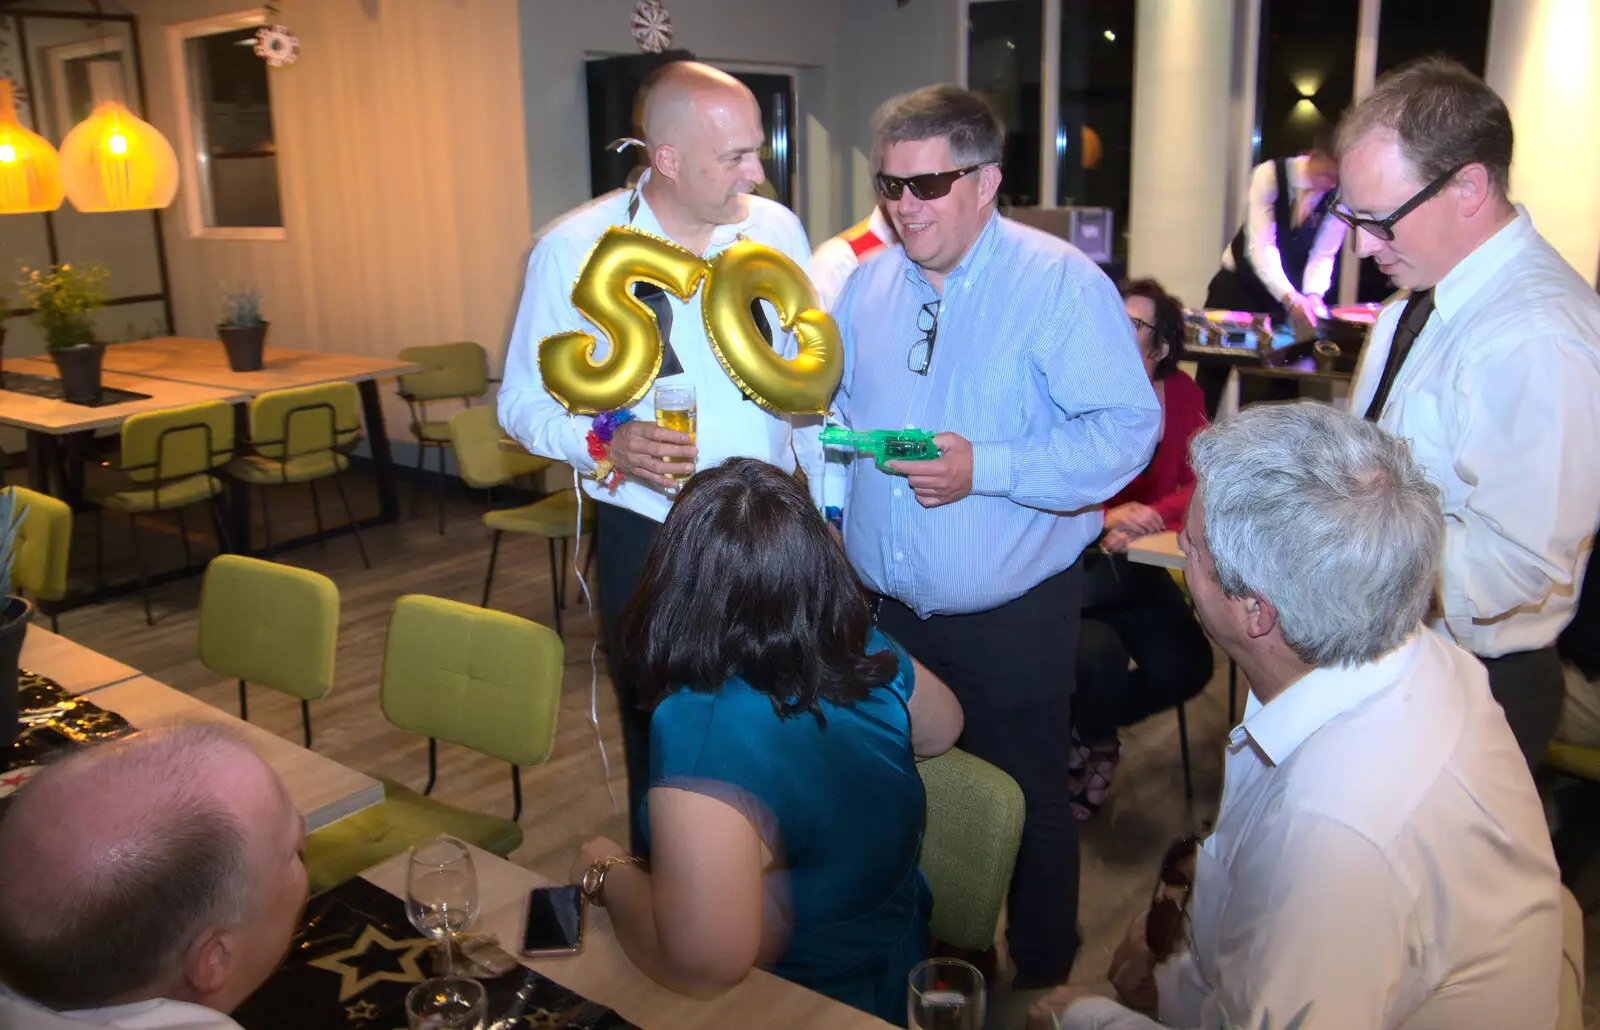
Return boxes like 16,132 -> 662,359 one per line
636,62 -> 768,234
640,62 -> 755,147
0,725 -> 302,1012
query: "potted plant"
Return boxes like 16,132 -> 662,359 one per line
0,487 -> 28,754
218,284 -> 268,372
18,262 -> 110,404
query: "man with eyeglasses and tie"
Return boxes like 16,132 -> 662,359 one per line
826,84 -> 1159,990
1336,57 -> 1600,766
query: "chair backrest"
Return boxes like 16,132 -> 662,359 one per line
249,382 -> 362,460
447,405 -> 551,490
6,486 -> 70,602
198,555 -> 339,702
120,400 -> 235,483
916,748 -> 1026,951
380,594 -> 562,767
397,342 -> 489,404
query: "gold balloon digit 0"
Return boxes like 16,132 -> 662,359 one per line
537,226 -> 707,413
701,240 -> 843,415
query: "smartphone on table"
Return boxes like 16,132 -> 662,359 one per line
521,884 -> 584,957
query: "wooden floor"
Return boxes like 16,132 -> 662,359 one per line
27,466 -> 1600,1029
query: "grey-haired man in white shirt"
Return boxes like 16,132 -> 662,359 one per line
1333,57 -> 1600,766
1032,402 -> 1562,1030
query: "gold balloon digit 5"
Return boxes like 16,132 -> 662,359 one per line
537,226 -> 708,413
701,240 -> 844,415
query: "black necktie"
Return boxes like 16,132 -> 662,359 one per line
1363,288 -> 1435,421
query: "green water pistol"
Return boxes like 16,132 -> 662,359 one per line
819,426 -> 941,473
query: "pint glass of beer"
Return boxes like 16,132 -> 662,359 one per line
653,383 -> 697,493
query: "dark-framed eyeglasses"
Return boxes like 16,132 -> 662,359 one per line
1129,315 -> 1156,335
1145,834 -> 1198,963
1329,163 -> 1466,242
908,300 -> 940,375
875,164 -> 986,202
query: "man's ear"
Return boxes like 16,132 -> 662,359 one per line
977,163 -> 1003,208
1243,593 -> 1281,641
1453,162 -> 1494,220
653,143 -> 681,184
181,926 -> 234,1001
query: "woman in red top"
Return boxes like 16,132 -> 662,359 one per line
1069,279 -> 1215,821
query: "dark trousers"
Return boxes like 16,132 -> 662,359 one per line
1076,552 -> 1214,743
876,566 -> 1083,989
595,500 -> 662,856
1481,645 -> 1565,768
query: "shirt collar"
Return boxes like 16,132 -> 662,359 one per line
901,208 -> 1003,290
628,169 -> 758,253
1432,205 -> 1534,324
1240,632 -> 1424,765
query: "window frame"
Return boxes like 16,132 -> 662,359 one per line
166,10 -> 285,241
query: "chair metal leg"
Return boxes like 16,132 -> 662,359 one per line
301,700 -> 313,749
175,507 -> 193,569
424,737 -> 437,795
411,441 -> 428,517
332,471 -> 371,569
259,487 -> 277,557
1227,659 -> 1238,725
558,537 -> 569,611
93,508 -> 105,590
308,478 -> 327,549
1176,702 -> 1194,802
547,538 -> 563,638
209,498 -> 233,554
481,531 -> 502,607
238,678 -> 249,721
436,442 -> 448,536
49,611 -> 58,633
128,514 -> 153,626
511,765 -> 522,821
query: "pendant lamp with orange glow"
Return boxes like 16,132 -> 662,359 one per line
58,63 -> 177,212
0,78 -> 64,214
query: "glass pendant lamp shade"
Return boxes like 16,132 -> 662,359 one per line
59,97 -> 178,212
0,79 -> 64,214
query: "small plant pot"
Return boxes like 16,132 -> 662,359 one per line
218,322 -> 269,372
49,341 -> 106,404
0,595 -> 30,754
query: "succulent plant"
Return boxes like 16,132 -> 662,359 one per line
219,284 -> 264,328
0,487 -> 24,598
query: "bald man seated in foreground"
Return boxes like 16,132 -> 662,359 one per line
0,726 -> 308,1029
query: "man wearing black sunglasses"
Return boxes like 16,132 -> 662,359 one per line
1338,57 -> 1600,768
828,84 -> 1160,991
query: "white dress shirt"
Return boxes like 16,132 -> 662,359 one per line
1349,208 -> 1600,658
499,174 -> 826,524
0,984 -> 243,1029
1217,156 -> 1348,302
1065,629 -> 1563,1030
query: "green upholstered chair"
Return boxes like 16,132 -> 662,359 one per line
303,595 -> 563,894
396,342 -> 491,535
198,555 -> 338,748
86,400 -> 235,625
916,748 -> 1026,951
227,381 -> 370,569
6,486 -> 71,632
447,406 -> 592,637
1548,742 -> 1600,782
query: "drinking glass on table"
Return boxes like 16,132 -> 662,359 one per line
908,958 -> 985,1030
653,383 -> 697,494
405,836 -> 480,977
406,974 -> 486,1030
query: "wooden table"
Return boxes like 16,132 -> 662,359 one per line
1124,530 -> 1184,570
18,625 -> 143,695
91,675 -> 384,831
361,845 -> 896,1030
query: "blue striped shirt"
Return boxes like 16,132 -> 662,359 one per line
832,212 -> 1160,617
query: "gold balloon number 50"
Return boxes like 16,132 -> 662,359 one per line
538,226 -> 843,415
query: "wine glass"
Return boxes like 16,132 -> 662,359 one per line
908,958 -> 985,1030
405,836 -> 480,977
406,975 -> 486,1030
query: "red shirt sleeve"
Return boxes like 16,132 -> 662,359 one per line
1151,372 -> 1209,530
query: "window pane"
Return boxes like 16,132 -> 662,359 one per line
1376,0 -> 1491,77
186,27 -> 281,228
1057,0 -> 1136,261
1254,0 -> 1357,160
968,0 -> 1042,208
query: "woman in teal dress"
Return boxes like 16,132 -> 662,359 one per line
570,458 -> 964,1023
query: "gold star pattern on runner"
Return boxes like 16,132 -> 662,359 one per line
308,924 -> 430,1001
343,999 -> 378,1022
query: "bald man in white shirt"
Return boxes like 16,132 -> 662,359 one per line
1333,57 -> 1600,766
1032,403 -> 1562,1030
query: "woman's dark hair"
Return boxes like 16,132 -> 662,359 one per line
1120,277 -> 1186,380
618,458 -> 897,722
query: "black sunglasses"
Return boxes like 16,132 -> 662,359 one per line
909,300 -> 939,375
875,164 -> 986,202
1329,163 -> 1466,242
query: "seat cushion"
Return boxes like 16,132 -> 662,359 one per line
304,777 -> 523,895
227,451 -> 350,485
87,473 -> 222,513
482,491 -> 594,538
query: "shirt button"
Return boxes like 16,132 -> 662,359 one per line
893,488 -> 903,498
895,551 -> 905,561
905,423 -> 915,429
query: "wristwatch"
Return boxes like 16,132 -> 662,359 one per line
581,855 -> 642,905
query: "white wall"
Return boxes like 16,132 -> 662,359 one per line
1486,0 -> 1600,286
1126,0 -> 1241,306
